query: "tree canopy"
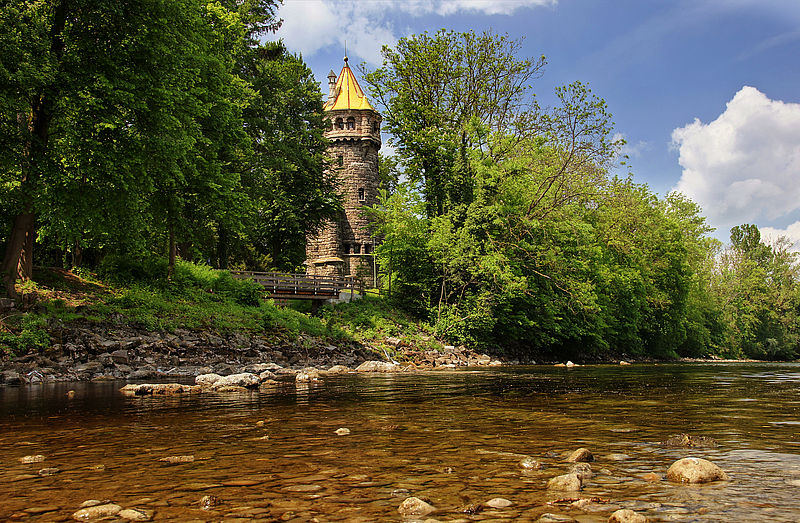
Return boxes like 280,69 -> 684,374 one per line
0,0 -> 339,297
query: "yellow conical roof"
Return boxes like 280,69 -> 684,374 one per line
324,59 -> 376,112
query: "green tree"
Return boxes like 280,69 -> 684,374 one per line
713,226 -> 800,359
0,0 -> 285,292
363,30 -> 547,218
233,41 -> 339,271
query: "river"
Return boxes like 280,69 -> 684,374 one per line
2,363 -> 800,521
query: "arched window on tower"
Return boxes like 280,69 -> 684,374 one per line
346,117 -> 355,130
372,121 -> 379,133
335,117 -> 344,130
358,188 -> 365,202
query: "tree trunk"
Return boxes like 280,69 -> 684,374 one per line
168,222 -> 176,280
216,224 -> 229,269
1,211 -> 35,299
72,239 -> 82,268
0,0 -> 68,299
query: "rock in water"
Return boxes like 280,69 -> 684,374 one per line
195,373 -> 222,386
71,503 -> 122,521
356,361 -> 400,373
485,497 -> 513,508
295,368 -> 320,382
159,455 -> 194,464
666,457 -> 728,483
569,462 -> 593,481
335,428 -> 351,436
19,455 -> 46,464
324,365 -> 351,375
519,456 -> 544,470
397,497 -> 436,516
661,433 -> 718,448
608,508 -> 648,522
200,495 -> 221,510
547,473 -> 582,491
566,448 -> 594,463
536,514 -> 577,522
117,508 -> 151,521
212,373 -> 260,389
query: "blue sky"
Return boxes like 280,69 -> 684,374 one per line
275,0 -> 800,244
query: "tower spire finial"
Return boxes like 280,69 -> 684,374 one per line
344,40 -> 348,63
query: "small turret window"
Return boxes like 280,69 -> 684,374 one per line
346,117 -> 355,130
337,155 -> 344,166
353,243 -> 361,254
358,188 -> 365,202
344,244 -> 351,254
335,117 -> 344,130
364,243 -> 372,254
372,121 -> 379,132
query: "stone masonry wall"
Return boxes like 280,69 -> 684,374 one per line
306,108 -> 381,281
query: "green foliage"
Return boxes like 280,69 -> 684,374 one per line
99,256 -> 262,307
712,230 -> 800,360
0,314 -> 50,357
364,29 -> 547,218
321,296 -> 439,350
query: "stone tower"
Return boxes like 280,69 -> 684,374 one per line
305,57 -> 381,283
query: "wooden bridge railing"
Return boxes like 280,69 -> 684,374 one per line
229,271 -> 364,301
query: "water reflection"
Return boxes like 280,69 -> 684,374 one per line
1,363 -> 800,521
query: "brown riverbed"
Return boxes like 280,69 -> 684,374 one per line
2,363 -> 800,521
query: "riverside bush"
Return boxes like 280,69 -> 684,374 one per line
0,315 -> 50,357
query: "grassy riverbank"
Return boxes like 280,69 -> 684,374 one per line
0,260 -> 442,361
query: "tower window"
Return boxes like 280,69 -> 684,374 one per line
343,243 -> 351,254
364,243 -> 372,254
346,117 -> 355,130
353,243 -> 361,254
358,188 -> 365,202
335,117 -> 344,130
372,121 -> 379,132
337,155 -> 344,166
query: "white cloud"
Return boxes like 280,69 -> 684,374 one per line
672,86 -> 800,235
761,222 -> 800,251
276,0 -> 555,64
277,0 -> 397,65
613,132 -> 650,159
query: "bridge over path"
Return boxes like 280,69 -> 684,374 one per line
230,271 -> 364,312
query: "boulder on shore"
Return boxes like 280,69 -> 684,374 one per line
211,372 -> 260,389
356,361 -> 401,373
195,373 -> 222,386
120,383 -> 196,396
666,457 -> 728,483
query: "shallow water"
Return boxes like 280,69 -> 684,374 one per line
2,363 -> 800,521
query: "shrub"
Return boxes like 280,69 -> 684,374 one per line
0,315 -> 50,357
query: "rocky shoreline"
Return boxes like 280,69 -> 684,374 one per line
0,323 -> 501,386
